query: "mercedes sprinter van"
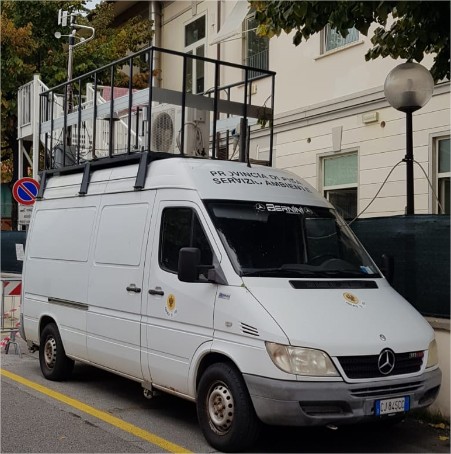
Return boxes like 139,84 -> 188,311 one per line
21,157 -> 441,452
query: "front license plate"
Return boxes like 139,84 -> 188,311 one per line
375,396 -> 410,415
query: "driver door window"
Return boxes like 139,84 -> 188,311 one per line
159,207 -> 212,273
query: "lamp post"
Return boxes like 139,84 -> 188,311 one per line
55,25 -> 95,113
384,62 -> 434,215
66,29 -> 76,114
56,10 -> 95,148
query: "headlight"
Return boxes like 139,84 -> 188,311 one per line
266,342 -> 339,376
426,339 -> 438,368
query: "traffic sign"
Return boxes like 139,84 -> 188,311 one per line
12,178 -> 40,206
18,205 -> 33,225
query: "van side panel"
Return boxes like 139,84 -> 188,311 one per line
86,192 -> 155,379
23,200 -> 97,358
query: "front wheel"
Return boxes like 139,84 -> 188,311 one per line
39,323 -> 74,381
197,362 -> 260,452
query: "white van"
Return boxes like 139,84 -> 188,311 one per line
21,156 -> 441,452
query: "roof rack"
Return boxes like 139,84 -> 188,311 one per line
37,46 -> 276,196
37,150 -> 177,199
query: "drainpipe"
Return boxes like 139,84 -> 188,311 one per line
216,1 -> 228,160
32,74 -> 41,180
150,1 -> 161,88
217,1 -> 221,62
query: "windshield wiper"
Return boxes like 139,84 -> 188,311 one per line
241,267 -> 317,277
242,266 -> 380,278
316,269 -> 380,278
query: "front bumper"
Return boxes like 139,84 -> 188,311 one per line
244,367 -> 441,426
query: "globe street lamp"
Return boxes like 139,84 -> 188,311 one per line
384,62 -> 434,215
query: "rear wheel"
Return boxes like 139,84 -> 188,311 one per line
39,323 -> 74,381
197,362 -> 260,452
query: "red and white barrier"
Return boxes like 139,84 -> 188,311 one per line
3,281 -> 22,296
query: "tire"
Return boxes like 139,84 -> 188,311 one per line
39,323 -> 74,381
197,362 -> 261,452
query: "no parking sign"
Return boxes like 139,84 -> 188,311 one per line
12,178 -> 40,206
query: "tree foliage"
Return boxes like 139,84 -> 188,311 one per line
1,11 -> 36,181
250,1 -> 450,82
1,0 -> 153,183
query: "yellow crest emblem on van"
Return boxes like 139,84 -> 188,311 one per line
343,292 -> 359,305
167,294 -> 176,312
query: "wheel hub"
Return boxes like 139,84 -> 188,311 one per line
207,383 -> 234,433
44,337 -> 57,369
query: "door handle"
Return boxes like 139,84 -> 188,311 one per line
148,288 -> 164,296
126,284 -> 141,293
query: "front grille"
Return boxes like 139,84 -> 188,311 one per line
338,352 -> 423,379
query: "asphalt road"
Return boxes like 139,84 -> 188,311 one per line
1,338 -> 449,453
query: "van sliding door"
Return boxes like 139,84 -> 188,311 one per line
86,191 -> 155,379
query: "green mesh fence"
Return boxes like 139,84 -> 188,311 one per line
352,215 -> 450,319
1,231 -> 27,274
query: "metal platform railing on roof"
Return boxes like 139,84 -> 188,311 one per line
38,46 -> 276,173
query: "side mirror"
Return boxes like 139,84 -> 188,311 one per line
178,247 -> 201,282
381,254 -> 394,285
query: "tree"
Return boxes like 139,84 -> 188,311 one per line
250,1 -> 450,82
1,0 -> 153,227
1,11 -> 37,182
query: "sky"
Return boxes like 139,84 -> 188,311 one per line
85,0 -> 100,11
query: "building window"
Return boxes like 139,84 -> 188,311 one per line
243,12 -> 269,79
185,15 -> 206,94
323,25 -> 359,53
437,137 -> 450,214
322,153 -> 358,220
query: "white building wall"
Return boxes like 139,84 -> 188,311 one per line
273,88 -> 450,217
160,1 -> 273,106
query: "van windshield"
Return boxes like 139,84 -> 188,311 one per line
204,201 -> 380,278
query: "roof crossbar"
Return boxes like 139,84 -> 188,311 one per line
79,162 -> 91,196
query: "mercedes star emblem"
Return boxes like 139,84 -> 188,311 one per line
378,348 -> 396,375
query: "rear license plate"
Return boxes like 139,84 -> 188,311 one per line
375,396 -> 410,415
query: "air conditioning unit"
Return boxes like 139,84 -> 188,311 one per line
150,104 -> 209,156
150,104 -> 181,153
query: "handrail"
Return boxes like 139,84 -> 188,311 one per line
39,45 -> 276,96
33,44 -> 276,184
